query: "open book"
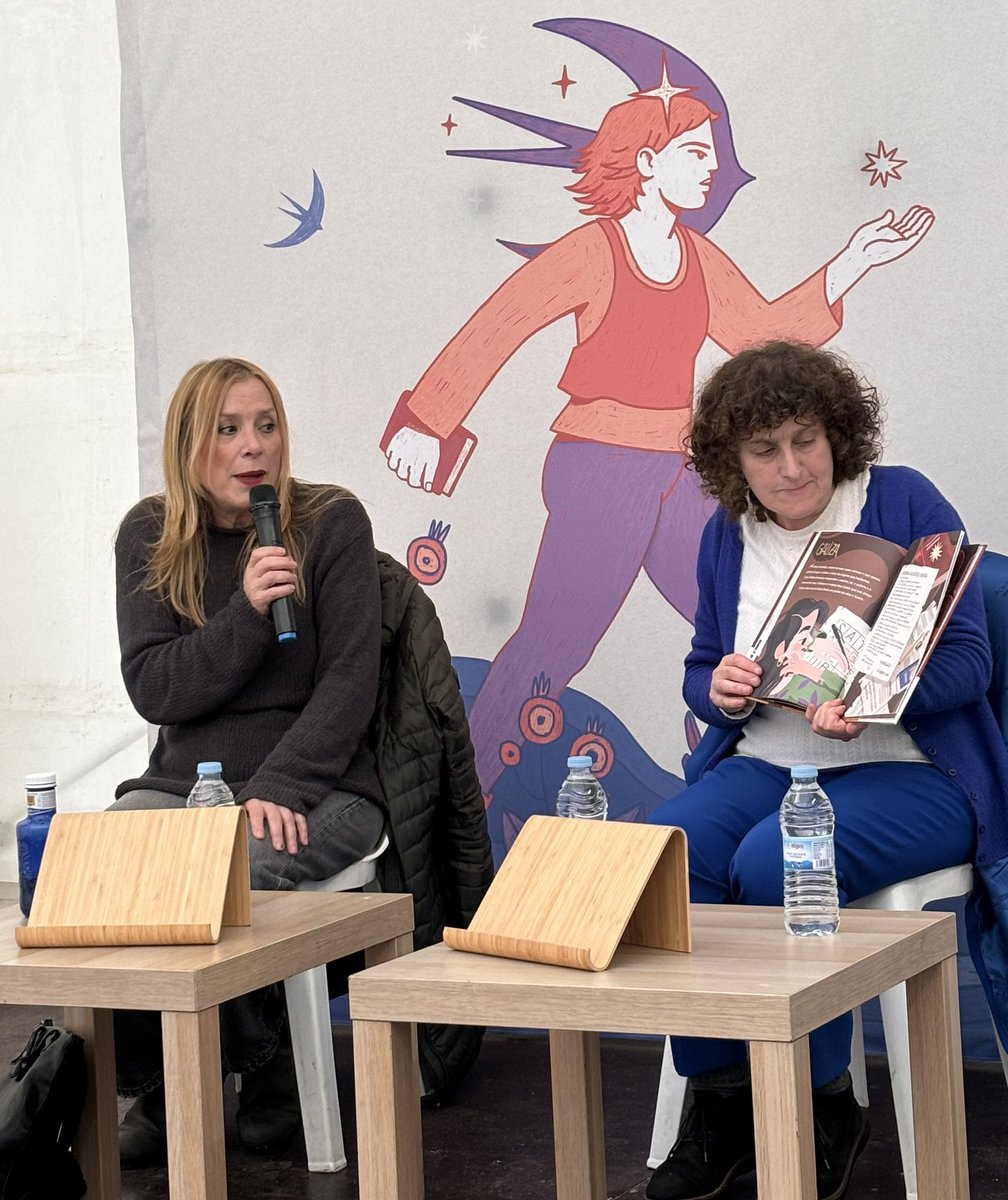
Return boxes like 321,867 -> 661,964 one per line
380,390 -> 477,497
747,530 -> 985,723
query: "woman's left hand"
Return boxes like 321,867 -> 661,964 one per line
243,798 -> 309,854
806,699 -> 869,741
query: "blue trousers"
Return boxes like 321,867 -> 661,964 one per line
649,756 -> 975,1087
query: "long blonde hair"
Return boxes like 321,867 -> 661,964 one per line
144,358 -> 346,625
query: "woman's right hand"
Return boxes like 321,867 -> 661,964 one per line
710,653 -> 762,712
243,545 -> 298,616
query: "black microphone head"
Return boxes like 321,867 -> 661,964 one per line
249,483 -> 279,511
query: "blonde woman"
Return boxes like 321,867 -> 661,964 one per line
110,358 -> 384,1165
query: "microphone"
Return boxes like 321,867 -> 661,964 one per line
248,484 -> 297,643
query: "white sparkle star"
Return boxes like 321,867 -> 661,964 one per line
464,27 -> 486,52
629,54 -> 692,121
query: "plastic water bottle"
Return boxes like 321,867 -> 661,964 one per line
17,772 -> 58,918
780,764 -> 839,935
555,755 -> 608,820
186,761 -> 235,808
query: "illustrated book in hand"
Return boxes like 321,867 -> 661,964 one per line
379,390 -> 477,497
747,529 -> 985,723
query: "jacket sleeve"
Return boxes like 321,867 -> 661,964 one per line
115,500 -> 276,725
683,514 -> 750,728
235,499 -> 381,813
420,621 -> 494,927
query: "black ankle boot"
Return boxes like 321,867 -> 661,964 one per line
119,1084 -> 167,1169
813,1081 -> 870,1200
236,1037 -> 302,1154
646,1085 -> 756,1200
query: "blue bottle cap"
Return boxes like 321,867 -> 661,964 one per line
790,764 -> 818,780
196,761 -> 223,775
567,755 -> 594,768
278,631 -> 297,643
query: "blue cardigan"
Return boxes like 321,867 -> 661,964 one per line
684,464 -> 1008,1045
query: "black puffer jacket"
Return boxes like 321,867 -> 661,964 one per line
370,552 -> 494,1099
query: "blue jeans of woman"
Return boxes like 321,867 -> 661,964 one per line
109,786 -> 384,1094
649,756 -> 975,1087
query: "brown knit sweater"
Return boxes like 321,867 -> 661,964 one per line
114,488 -> 383,816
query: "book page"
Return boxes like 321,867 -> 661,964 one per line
843,531 -> 967,721
850,564 -> 938,682
748,531 -> 906,711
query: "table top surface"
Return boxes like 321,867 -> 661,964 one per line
0,890 -> 413,1011
350,905 -> 956,1042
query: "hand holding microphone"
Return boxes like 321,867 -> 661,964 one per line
248,484 -> 298,643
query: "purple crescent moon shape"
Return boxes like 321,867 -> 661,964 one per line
447,18 -> 754,256
264,169 -> 325,249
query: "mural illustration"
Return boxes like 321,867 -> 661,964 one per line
264,169 -> 325,248
381,18 -> 934,851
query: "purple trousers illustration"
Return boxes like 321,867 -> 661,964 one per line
468,438 -> 716,793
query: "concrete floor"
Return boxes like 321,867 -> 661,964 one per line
3,1005 -> 1004,1199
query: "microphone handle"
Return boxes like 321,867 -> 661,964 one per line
250,508 -> 298,644
270,593 -> 298,643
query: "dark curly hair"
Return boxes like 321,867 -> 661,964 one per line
687,341 -> 884,521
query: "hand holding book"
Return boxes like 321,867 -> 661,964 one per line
380,390 -> 477,496
747,529 -> 985,723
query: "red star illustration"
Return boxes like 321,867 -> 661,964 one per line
861,140 -> 908,188
552,65 -> 576,99
441,113 -> 458,136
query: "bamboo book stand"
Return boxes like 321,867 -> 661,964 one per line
443,814 -> 691,971
15,807 -> 251,948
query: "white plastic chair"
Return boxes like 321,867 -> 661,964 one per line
282,832 -> 389,1172
847,864 -> 1008,1200
647,864 -> 1008,1200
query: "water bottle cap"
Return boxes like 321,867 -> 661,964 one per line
196,761 -> 223,776
566,755 -> 594,769
24,772 -> 57,789
790,764 -> 818,780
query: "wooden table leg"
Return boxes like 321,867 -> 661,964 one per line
750,1037 -> 816,1200
364,931 -> 414,968
63,1006 -> 120,1200
549,1029 -> 606,1200
354,1018 -> 423,1200
162,1008 -> 225,1200
907,955 -> 970,1199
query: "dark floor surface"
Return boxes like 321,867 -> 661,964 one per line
5,1007 -> 1004,1198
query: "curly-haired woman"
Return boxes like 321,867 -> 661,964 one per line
647,341 -> 1006,1200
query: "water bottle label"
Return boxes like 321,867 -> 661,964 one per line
782,836 -> 834,871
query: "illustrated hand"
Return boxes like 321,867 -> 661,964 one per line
710,653 -> 762,713
243,798 -> 309,854
243,545 -> 298,616
844,205 -> 935,270
386,426 -> 441,491
806,699 -> 868,741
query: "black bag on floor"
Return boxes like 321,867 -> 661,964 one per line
0,1019 -> 87,1199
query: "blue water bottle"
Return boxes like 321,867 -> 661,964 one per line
16,772 -> 58,918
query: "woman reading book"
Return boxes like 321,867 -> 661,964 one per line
646,340 -> 1008,1200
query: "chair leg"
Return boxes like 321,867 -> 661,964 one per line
849,1005 -> 869,1108
878,980 -> 917,1200
284,965 -> 347,1172
992,1013 -> 1008,1087
647,1037 -> 688,1170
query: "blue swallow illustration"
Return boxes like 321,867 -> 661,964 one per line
264,170 -> 324,248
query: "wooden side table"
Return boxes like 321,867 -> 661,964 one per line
0,890 -> 413,1200
350,905 -> 968,1200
